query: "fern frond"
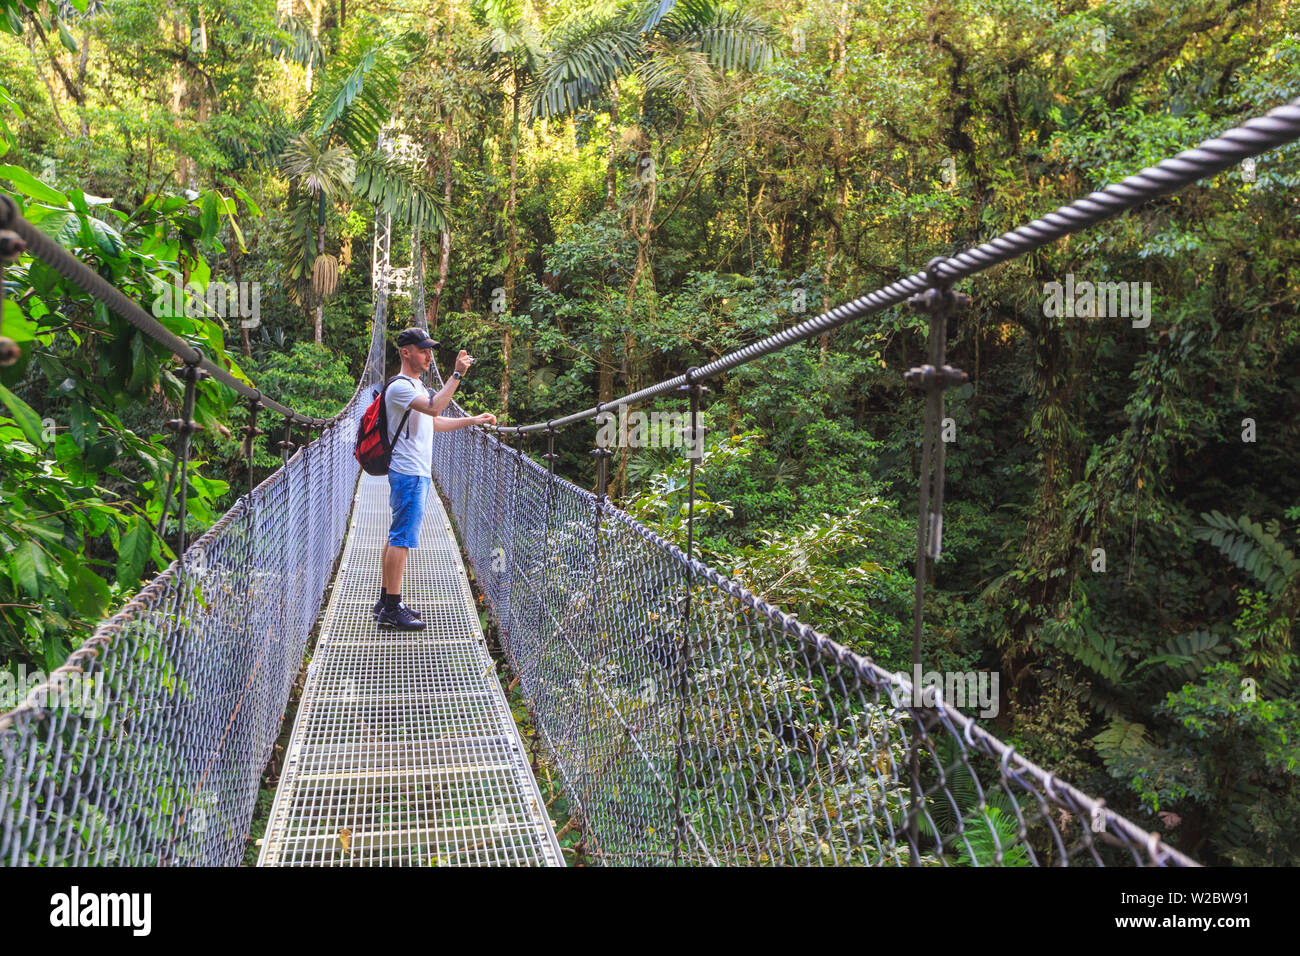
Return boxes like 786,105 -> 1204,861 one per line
953,805 -> 1032,866
1194,511 -> 1300,596
1092,717 -> 1152,759
1034,616 -> 1127,683
1139,630 -> 1229,685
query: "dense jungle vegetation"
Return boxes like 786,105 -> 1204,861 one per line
0,0 -> 1297,865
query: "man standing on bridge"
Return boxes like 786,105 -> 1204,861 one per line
377,327 -> 496,630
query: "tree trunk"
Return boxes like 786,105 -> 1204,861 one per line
429,112 -> 453,331
616,128 -> 659,500
169,17 -> 191,187
820,3 -> 851,362
597,82 -> 619,462
306,0 -> 324,92
27,35 -> 71,135
605,83 -> 619,212
232,254 -> 251,358
501,66 -> 521,416
31,17 -> 88,136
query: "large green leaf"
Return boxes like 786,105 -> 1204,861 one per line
0,382 -> 45,445
0,163 -> 65,203
31,207 -> 125,259
2,299 -> 36,341
10,541 -> 41,597
115,515 -> 153,590
56,17 -> 76,52
69,564 -> 111,620
200,191 -> 219,240
69,400 -> 97,449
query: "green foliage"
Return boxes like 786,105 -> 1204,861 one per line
720,496 -> 912,663
1010,680 -> 1095,787
0,173 -> 249,670
1195,511 -> 1300,598
916,737 -> 1032,866
624,425 -> 757,540
1095,663 -> 1300,866
0,417 -> 130,670
305,32 -> 423,151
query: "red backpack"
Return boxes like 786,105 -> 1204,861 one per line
354,377 -> 415,476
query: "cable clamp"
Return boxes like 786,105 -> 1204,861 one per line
904,364 -> 968,390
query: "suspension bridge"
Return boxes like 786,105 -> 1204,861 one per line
2,96 -> 1297,867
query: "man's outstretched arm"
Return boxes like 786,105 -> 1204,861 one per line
432,411 -> 497,432
405,391 -> 496,428
428,350 -> 474,414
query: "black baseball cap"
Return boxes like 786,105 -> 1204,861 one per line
395,328 -> 438,350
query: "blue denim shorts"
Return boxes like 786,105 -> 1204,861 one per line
387,471 -> 430,548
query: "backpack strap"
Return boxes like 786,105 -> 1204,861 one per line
392,407 -> 413,446
386,375 -> 417,447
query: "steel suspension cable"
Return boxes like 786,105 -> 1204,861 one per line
492,95 -> 1300,437
0,193 -> 330,427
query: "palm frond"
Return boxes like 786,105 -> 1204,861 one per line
280,192 -> 317,308
638,0 -> 680,33
636,37 -> 720,116
209,100 -> 292,172
302,33 -> 420,149
480,0 -> 524,25
663,5 -> 777,73
354,152 -> 448,234
529,11 -> 644,119
265,15 -> 324,69
279,134 -> 356,199
481,20 -> 546,75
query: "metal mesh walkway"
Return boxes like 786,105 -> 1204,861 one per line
257,473 -> 563,867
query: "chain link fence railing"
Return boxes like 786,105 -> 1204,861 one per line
431,422 -> 1199,866
0,297 -> 388,867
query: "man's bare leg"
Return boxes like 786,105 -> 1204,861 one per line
382,544 -> 409,594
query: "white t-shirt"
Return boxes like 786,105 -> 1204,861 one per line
385,375 -> 433,478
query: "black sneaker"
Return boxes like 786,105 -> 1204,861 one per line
373,599 -> 422,621
377,602 -> 427,631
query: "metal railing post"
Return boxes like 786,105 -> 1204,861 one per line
243,394 -> 263,497
903,256 -> 969,864
159,353 -> 207,556
672,371 -> 707,865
